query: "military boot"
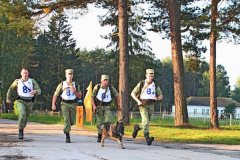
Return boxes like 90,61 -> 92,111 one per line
19,130 -> 24,139
66,133 -> 71,143
144,133 -> 154,146
97,133 -> 102,142
132,125 -> 141,138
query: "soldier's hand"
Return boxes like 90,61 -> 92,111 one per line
93,105 -> 97,113
137,100 -> 143,106
52,104 -> 56,111
6,99 -> 12,103
69,84 -> 75,92
30,90 -> 36,95
157,95 -> 163,101
153,96 -> 158,100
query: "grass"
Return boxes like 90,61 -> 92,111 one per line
1,113 -> 240,145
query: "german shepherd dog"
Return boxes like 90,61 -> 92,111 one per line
97,120 -> 125,149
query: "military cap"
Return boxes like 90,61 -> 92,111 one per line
146,69 -> 154,74
65,69 -> 73,74
101,75 -> 109,80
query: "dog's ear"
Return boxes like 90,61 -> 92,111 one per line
113,122 -> 118,127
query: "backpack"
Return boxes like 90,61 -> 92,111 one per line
56,81 -> 79,105
137,80 -> 159,98
94,83 -> 115,105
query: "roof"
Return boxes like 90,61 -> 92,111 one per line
186,96 -> 240,107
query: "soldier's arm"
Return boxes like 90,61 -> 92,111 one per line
6,79 -> 19,102
52,83 -> 62,110
91,85 -> 98,98
156,86 -> 163,101
32,79 -> 41,95
111,86 -> 121,111
74,84 -> 82,98
131,83 -> 142,105
91,85 -> 98,113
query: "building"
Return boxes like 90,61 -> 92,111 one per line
172,97 -> 240,118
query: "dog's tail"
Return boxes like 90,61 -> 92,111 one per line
97,124 -> 105,129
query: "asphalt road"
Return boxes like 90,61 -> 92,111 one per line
0,118 -> 240,160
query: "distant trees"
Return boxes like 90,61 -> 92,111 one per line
29,12 -> 78,110
224,103 -> 237,118
231,77 -> 240,103
0,15 -> 34,102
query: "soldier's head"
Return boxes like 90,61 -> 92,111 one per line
145,69 -> 154,82
101,75 -> 109,87
65,69 -> 73,81
20,68 -> 29,81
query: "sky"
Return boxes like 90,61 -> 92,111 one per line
67,5 -> 239,90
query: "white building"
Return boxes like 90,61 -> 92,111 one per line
172,97 -> 240,118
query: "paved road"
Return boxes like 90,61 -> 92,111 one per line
0,118 -> 240,160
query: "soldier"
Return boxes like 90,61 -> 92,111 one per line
6,68 -> 41,139
91,75 -> 121,142
52,69 -> 82,143
131,69 -> 163,146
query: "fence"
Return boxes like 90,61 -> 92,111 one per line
114,111 -> 240,127
2,108 -> 240,127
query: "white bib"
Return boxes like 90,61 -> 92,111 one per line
61,81 -> 76,100
140,81 -> 156,99
96,87 -> 112,102
17,78 -> 34,98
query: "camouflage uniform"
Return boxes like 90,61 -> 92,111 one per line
132,81 -> 162,134
91,84 -> 118,134
6,79 -> 41,130
54,82 -> 81,133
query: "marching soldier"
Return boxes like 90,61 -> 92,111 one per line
131,69 -> 163,146
6,68 -> 41,139
91,75 -> 120,142
52,69 -> 82,143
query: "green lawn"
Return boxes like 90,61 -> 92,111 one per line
1,113 -> 240,145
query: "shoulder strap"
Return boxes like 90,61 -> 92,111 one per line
139,81 -> 152,98
96,83 -> 101,96
140,80 -> 145,91
19,78 -> 32,92
61,81 -> 75,93
99,85 -> 108,107
108,84 -> 114,96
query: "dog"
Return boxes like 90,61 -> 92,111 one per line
97,120 -> 125,149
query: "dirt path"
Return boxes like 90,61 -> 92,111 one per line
1,118 -> 240,160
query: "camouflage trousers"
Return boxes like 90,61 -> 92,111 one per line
97,105 -> 111,134
17,100 -> 33,130
61,102 -> 76,133
139,103 -> 154,134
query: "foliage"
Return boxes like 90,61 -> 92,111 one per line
199,65 -> 231,97
224,103 -> 237,118
29,11 -> 79,110
231,87 -> 240,103
0,15 -> 34,102
96,0 -> 153,56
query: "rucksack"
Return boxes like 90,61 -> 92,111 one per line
137,80 -> 159,98
94,83 -> 115,104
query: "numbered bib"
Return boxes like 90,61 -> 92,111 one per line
96,87 -> 112,102
140,82 -> 156,99
17,78 -> 34,97
61,81 -> 76,100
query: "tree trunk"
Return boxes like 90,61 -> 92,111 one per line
168,0 -> 189,126
118,0 -> 129,125
210,0 -> 219,129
